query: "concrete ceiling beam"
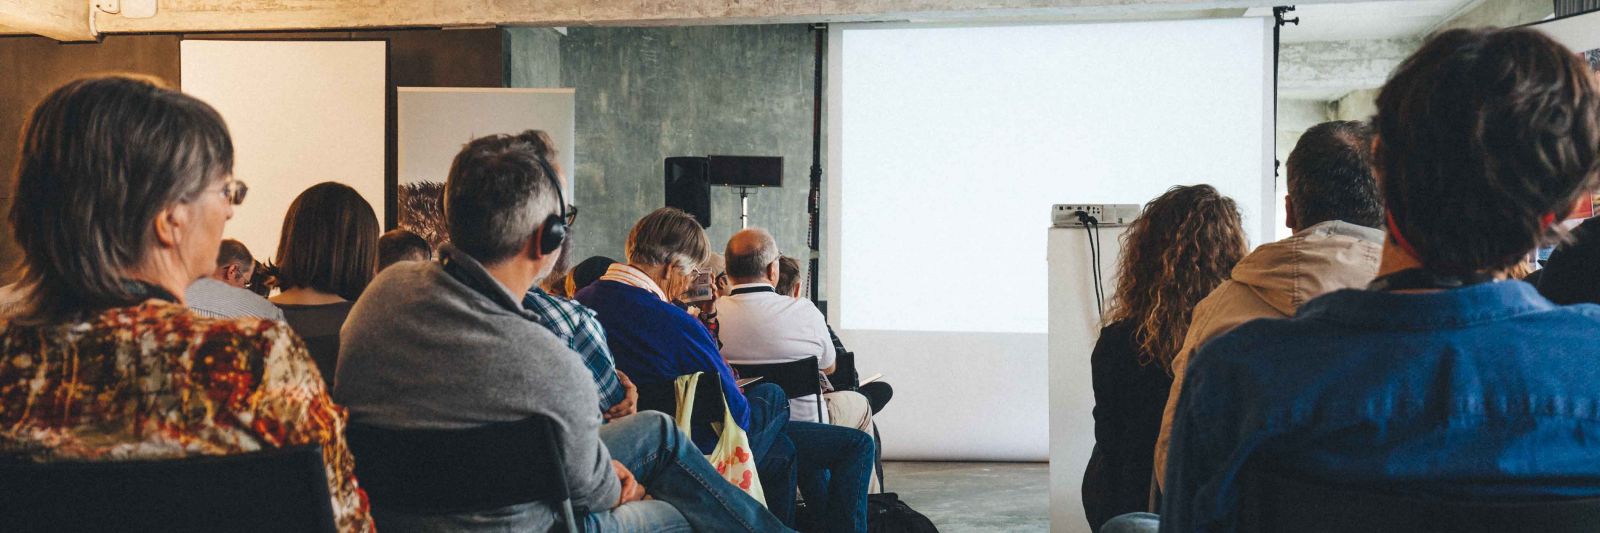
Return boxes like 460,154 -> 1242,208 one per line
89,0 -> 1352,34
0,0 -> 94,41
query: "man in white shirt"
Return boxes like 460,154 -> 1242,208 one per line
715,228 -> 874,434
186,239 -> 285,321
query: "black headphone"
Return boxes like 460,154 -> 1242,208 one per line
532,153 -> 568,257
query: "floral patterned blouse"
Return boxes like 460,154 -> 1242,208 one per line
0,300 -> 374,532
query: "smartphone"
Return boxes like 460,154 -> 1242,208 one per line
682,271 -> 715,302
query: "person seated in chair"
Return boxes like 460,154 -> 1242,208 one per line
186,238 -> 286,320
377,228 -> 433,271
1107,27 -> 1600,533
775,256 -> 893,416
336,131 -> 789,532
716,230 -> 879,442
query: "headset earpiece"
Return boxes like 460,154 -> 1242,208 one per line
532,153 -> 568,258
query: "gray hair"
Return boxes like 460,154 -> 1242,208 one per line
725,228 -> 780,279
444,131 -> 563,264
626,208 -> 710,274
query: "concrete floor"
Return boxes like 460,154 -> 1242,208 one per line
882,461 -> 1050,532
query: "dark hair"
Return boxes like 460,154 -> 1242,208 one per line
10,75 -> 233,322
568,255 -> 617,295
1286,120 -> 1383,230
1108,185 -> 1247,374
444,130 -> 562,264
775,256 -> 803,296
1375,28 -> 1600,274
378,228 -> 432,270
274,182 -> 379,301
216,239 -> 254,269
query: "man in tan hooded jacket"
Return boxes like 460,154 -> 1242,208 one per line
1152,120 -> 1386,490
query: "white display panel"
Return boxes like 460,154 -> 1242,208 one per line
829,18 -> 1273,335
181,40 -> 388,262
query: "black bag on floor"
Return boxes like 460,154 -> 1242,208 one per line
867,492 -> 938,533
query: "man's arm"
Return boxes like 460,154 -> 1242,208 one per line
571,309 -> 628,412
814,307 -> 837,375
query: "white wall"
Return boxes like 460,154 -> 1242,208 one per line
181,40 -> 387,262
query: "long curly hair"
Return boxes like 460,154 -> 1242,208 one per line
1107,184 -> 1247,375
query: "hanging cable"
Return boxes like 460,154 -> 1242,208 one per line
1076,211 -> 1105,318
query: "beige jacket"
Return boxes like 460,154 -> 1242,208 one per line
1151,220 -> 1384,489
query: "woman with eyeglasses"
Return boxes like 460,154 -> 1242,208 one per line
270,182 -> 380,386
0,75 -> 373,531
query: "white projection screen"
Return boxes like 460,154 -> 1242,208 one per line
181,40 -> 388,262
826,18 -> 1272,462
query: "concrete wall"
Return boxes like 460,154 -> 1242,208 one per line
505,27 -> 563,89
550,25 -> 819,267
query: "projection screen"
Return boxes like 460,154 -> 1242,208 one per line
826,18 -> 1273,461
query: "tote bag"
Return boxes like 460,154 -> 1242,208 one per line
675,372 -> 767,506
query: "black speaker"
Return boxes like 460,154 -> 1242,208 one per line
665,157 -> 712,228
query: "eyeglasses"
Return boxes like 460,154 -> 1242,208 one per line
219,180 -> 248,205
564,204 -> 579,227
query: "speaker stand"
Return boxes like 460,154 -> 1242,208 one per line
738,186 -> 753,229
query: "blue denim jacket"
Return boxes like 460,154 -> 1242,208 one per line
1161,280 -> 1600,532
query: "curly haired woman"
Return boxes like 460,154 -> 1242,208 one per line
1080,184 -> 1246,531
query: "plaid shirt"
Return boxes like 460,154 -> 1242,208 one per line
522,288 -> 627,412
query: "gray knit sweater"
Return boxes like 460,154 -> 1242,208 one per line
334,246 -> 618,530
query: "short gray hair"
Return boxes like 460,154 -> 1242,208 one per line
444,131 -> 563,264
725,229 -> 779,279
626,208 -> 710,273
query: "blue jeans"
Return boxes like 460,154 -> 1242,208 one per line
1101,512 -> 1161,533
600,411 -> 793,533
790,421 -> 875,533
743,382 -> 799,523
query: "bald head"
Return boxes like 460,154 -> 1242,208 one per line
725,228 -> 780,284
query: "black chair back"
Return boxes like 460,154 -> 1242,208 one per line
345,414 -> 577,532
0,445 -> 336,533
1237,467 -> 1600,533
637,373 -> 726,427
732,356 -> 823,421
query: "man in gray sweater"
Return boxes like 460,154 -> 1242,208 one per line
336,131 -> 790,532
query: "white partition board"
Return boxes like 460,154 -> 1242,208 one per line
398,88 -> 576,189
181,40 -> 388,261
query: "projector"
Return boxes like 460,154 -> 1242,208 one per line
1052,204 -> 1142,228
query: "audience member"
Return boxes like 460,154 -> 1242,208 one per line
187,239 -> 286,320
577,209 -> 876,532
718,230 -> 883,496
1082,184 -> 1247,530
567,255 -> 617,296
776,256 -> 894,415
377,228 -> 432,271
270,182 -> 379,385
336,131 -> 789,532
1537,216 -> 1600,304
1115,28 -> 1600,533
1150,120 -> 1385,490
0,75 -> 371,531
718,230 -> 872,429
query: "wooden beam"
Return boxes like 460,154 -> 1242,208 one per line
92,0 -> 1346,34
0,0 -> 93,41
